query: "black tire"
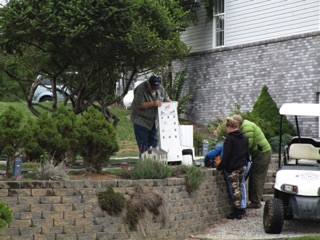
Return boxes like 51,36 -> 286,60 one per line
40,96 -> 53,102
263,198 -> 284,234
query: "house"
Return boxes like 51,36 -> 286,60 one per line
141,147 -> 168,162
174,0 -> 320,137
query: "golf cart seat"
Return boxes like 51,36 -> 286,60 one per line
289,143 -> 320,160
290,136 -> 320,147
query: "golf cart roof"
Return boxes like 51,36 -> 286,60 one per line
279,103 -> 320,117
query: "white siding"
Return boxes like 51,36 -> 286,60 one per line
225,0 -> 320,46
180,5 -> 213,52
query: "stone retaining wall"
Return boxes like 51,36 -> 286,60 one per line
0,170 -> 232,240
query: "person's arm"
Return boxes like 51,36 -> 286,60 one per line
138,100 -> 161,109
204,146 -> 222,163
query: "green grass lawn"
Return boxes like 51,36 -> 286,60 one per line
0,102 -> 139,158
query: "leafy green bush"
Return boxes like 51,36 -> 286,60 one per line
97,187 -> 126,216
0,201 -> 13,229
130,158 -> 172,179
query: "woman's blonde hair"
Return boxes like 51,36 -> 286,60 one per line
232,114 -> 243,125
226,117 -> 239,129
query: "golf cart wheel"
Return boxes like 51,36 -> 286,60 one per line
263,198 -> 284,234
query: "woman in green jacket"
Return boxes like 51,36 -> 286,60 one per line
232,114 -> 271,209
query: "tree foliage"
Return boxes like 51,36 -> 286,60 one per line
0,0 -> 191,124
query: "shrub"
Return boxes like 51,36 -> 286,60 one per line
23,118 -> 45,161
51,105 -> 79,164
240,112 -> 274,140
76,106 -> 119,173
33,111 -> 68,164
0,105 -> 32,176
97,187 -> 126,216
130,158 -> 172,179
0,201 -> 13,229
206,114 -> 229,145
193,130 -> 205,155
269,134 -> 293,153
251,85 -> 296,137
183,165 -> 205,193
173,165 -> 205,193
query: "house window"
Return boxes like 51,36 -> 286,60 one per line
214,0 -> 224,46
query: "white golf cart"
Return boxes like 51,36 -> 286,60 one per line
263,103 -> 320,234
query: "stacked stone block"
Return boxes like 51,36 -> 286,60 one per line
0,170 -> 232,240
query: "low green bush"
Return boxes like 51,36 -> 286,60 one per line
183,165 -> 205,193
130,158 -> 172,179
172,165 -> 205,193
269,134 -> 293,153
97,187 -> 126,216
0,201 -> 13,229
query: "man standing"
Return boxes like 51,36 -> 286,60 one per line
232,114 -> 272,209
130,76 -> 171,157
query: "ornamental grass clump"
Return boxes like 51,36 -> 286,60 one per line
125,186 -> 166,236
37,158 -> 69,181
130,158 -> 172,179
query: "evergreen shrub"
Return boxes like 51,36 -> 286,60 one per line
251,85 -> 296,137
97,187 -> 126,216
76,106 -> 119,173
0,201 -> 12,229
269,134 -> 293,153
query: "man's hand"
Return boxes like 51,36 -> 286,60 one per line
154,100 -> 162,107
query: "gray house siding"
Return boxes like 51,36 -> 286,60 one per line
182,0 -> 320,51
225,0 -> 320,46
180,5 -> 213,52
173,31 -> 320,137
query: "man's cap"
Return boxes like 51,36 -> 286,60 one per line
149,76 -> 161,90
